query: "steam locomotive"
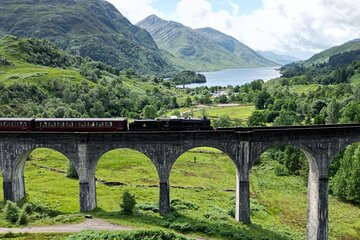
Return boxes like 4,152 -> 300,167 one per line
0,118 -> 212,132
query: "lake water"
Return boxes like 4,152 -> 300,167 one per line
182,67 -> 281,88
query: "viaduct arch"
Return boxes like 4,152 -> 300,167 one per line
1,124 -> 360,240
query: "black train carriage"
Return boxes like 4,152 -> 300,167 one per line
0,118 -> 34,131
129,118 -> 212,131
34,118 -> 128,132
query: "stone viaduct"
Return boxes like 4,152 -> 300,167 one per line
1,124 -> 359,240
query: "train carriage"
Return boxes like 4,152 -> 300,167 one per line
0,118 -> 34,131
34,118 -> 128,132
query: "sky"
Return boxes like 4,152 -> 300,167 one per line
106,0 -> 360,59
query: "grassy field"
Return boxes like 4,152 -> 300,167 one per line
289,84 -> 322,94
0,148 -> 359,239
170,105 -> 255,122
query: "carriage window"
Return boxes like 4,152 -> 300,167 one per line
67,122 -> 74,127
80,122 -> 86,127
105,122 -> 111,127
96,122 -> 103,127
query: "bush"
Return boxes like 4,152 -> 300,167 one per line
16,210 -> 28,225
203,205 -> 229,221
120,191 -> 136,215
67,230 -> 189,240
170,199 -> 199,211
22,203 -> 32,214
66,161 -> 78,179
4,201 -> 21,223
137,203 -> 159,213
274,163 -> 290,176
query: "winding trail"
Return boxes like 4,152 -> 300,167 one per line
0,218 -> 132,234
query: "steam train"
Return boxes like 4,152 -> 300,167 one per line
0,118 -> 212,132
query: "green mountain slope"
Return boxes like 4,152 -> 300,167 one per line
0,35 -> 185,118
137,15 -> 276,71
303,39 -> 360,66
0,0 -> 172,75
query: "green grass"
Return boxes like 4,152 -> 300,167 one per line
172,105 -> 255,121
0,148 -> 359,239
351,73 -> 360,84
290,84 -> 321,94
0,232 -> 69,240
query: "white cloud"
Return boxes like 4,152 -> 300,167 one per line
228,0 -> 239,16
105,0 -> 164,24
107,0 -> 360,58
172,0 -> 360,58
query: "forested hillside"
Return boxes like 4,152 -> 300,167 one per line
243,50 -> 360,205
302,39 -> 360,67
0,0 -> 173,75
137,15 -> 275,71
0,35 -> 184,118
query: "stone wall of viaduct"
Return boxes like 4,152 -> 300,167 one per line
1,124 -> 360,240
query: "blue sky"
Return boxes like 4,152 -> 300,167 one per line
151,0 -> 263,16
107,0 -> 360,59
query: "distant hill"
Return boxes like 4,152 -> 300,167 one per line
137,15 -> 276,71
302,39 -> 360,67
257,51 -> 300,65
0,0 -> 172,75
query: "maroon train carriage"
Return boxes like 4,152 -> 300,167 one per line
34,118 -> 128,132
0,118 -> 34,131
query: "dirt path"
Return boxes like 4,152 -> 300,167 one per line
0,218 -> 132,234
0,218 -> 208,239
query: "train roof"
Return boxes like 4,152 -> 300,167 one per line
133,118 -> 209,122
0,118 -> 34,121
35,118 -> 127,122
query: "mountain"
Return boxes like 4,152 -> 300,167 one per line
257,51 -> 300,65
137,15 -> 276,71
0,0 -> 172,75
302,39 -> 360,67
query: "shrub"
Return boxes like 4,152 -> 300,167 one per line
67,230 -> 189,240
22,203 -> 32,214
137,203 -> 158,213
227,208 -> 235,218
16,210 -> 28,225
274,163 -> 290,176
203,205 -> 229,221
170,199 -> 199,211
4,201 -> 21,223
66,161 -> 78,179
120,191 -> 136,215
